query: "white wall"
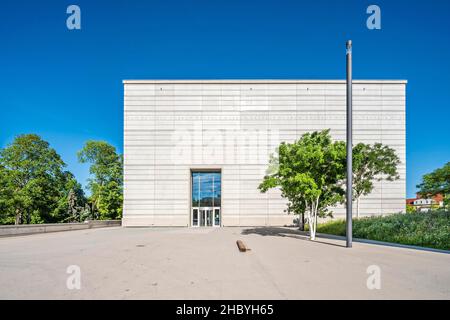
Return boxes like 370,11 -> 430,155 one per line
123,80 -> 406,227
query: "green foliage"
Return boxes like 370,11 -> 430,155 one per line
352,143 -> 400,217
259,130 -> 346,239
78,141 -> 123,220
406,204 -> 416,214
0,134 -> 80,224
259,130 -> 402,234
417,162 -> 450,209
0,135 -> 123,225
315,211 -> 450,250
310,219 -> 346,236
54,172 -> 87,222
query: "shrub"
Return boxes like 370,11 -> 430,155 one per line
315,210 -> 450,250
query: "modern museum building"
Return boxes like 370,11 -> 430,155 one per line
122,80 -> 406,227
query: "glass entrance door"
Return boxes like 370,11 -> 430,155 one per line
200,208 -> 213,227
191,171 -> 221,227
192,207 -> 220,227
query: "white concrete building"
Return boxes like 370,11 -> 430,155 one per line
123,80 -> 406,227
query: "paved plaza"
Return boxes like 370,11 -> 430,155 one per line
0,227 -> 448,299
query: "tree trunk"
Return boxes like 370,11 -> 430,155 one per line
309,199 -> 319,241
305,198 -> 320,241
356,197 -> 360,219
305,202 -> 315,240
310,216 -> 316,240
15,208 -> 21,225
301,213 -> 305,231
308,215 -> 315,240
298,213 -> 305,231
315,210 -> 318,232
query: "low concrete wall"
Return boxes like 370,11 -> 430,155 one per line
0,220 -> 122,237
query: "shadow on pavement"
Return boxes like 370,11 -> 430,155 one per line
241,227 -> 346,248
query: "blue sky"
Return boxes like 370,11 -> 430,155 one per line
1,0 -> 449,198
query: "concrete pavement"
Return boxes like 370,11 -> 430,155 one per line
0,226 -> 448,299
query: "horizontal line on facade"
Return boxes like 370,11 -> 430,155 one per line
124,87 -> 405,90
125,102 -> 405,105
123,128 -> 406,132
125,101 -> 406,104
124,100 -> 405,103
124,102 -> 405,104
124,94 -> 405,98
125,107 -> 405,110
124,109 -> 405,113
125,129 -> 405,136
124,114 -> 405,117
124,96 -> 405,100
122,163 -> 407,166
123,178 -> 406,183
124,111 -> 404,114
123,214 -> 190,216
123,170 -> 405,174
123,140 -> 406,144
125,120 -> 405,124
124,179 -> 188,182
124,94 -> 405,97
124,145 -> 406,149
123,80 -> 408,84
124,134 -> 406,137
124,85 -> 406,88
124,103 -> 404,106
124,91 -> 405,94
125,90 -> 405,92
124,89 -> 406,92
125,106 -> 405,110
124,200 -> 189,202
124,96 -> 404,100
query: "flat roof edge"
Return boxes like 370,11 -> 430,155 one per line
123,79 -> 408,84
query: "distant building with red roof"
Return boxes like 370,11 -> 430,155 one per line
406,193 -> 444,212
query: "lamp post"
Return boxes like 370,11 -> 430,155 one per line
346,40 -> 353,248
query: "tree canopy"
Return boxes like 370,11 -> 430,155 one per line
78,141 -> 123,220
0,134 -> 76,224
0,135 -> 123,225
352,143 -> 400,218
417,162 -> 450,208
259,130 -> 401,239
259,130 -> 346,239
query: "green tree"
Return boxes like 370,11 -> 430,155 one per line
352,143 -> 400,218
417,162 -> 450,209
406,204 -> 416,214
53,171 -> 87,222
0,134 -> 73,224
78,141 -> 123,220
259,130 -> 346,240
0,165 -> 15,224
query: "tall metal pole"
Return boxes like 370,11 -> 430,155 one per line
346,40 -> 353,248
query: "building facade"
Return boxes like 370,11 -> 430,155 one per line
123,80 -> 406,227
406,194 -> 444,212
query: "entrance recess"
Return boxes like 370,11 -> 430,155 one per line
191,171 -> 221,227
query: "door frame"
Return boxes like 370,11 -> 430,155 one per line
191,206 -> 221,227
189,168 -> 222,227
